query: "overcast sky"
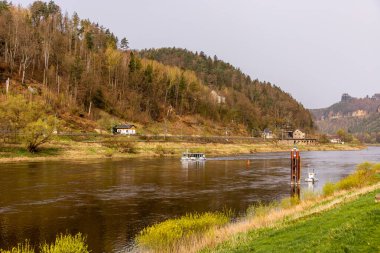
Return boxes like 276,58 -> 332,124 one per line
13,0 -> 380,109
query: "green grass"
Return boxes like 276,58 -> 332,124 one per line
0,233 -> 89,253
0,147 -> 62,158
323,162 -> 379,196
136,212 -> 230,252
0,241 -> 34,253
204,190 -> 380,253
40,233 -> 89,253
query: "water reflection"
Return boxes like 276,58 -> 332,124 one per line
0,147 -> 379,252
307,181 -> 316,191
180,160 -> 205,169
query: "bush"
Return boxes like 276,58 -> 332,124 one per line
104,148 -> 114,158
323,162 -> 380,196
118,142 -> 138,154
24,116 -> 57,153
323,182 -> 337,196
0,241 -> 34,253
153,144 -> 175,155
319,134 -> 330,144
136,212 -> 229,251
280,196 -> 300,209
246,201 -> 278,217
102,141 -> 138,154
0,234 -> 88,253
155,145 -> 166,156
40,233 -> 89,253
336,162 -> 377,190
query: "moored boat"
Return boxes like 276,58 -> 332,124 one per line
305,170 -> 319,182
181,151 -> 206,161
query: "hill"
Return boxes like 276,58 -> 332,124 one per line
139,48 -> 314,132
0,1 -> 313,136
310,93 -> 380,142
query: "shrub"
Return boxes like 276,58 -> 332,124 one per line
323,163 -> 380,196
155,145 -> 166,156
323,182 -> 336,196
104,148 -> 114,158
40,233 -> 89,253
246,201 -> 278,217
0,241 -> 34,253
335,175 -> 360,190
319,134 -> 330,144
280,196 -> 300,209
136,212 -> 229,251
336,162 -> 377,190
102,141 -> 138,154
118,142 -> 138,154
24,116 -> 57,153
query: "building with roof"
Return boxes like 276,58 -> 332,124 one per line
112,124 -> 136,135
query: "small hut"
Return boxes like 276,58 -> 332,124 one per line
112,124 -> 136,135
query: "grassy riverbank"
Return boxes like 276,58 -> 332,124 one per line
205,188 -> 380,253
135,162 -> 380,253
0,138 -> 365,163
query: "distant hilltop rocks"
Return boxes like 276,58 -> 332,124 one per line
310,93 -> 380,135
326,109 -> 368,120
341,93 -> 380,103
341,93 -> 352,102
312,93 -> 380,121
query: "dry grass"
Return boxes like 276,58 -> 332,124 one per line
148,183 -> 380,253
0,140 -> 364,164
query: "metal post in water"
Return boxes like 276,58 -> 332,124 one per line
290,147 -> 301,185
290,147 -> 301,199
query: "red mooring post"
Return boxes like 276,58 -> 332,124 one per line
290,148 -> 301,185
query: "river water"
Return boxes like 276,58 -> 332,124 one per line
0,147 -> 379,252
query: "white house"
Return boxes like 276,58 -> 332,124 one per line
262,128 -> 275,139
330,138 -> 344,144
112,124 -> 136,135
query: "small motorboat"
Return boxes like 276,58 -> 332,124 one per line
305,170 -> 319,183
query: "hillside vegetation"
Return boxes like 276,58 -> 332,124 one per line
139,48 -> 314,131
0,1 -> 313,136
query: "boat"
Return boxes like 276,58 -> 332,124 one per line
305,169 -> 319,182
181,151 -> 206,161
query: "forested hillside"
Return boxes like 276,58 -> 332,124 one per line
139,48 -> 314,132
0,1 -> 313,135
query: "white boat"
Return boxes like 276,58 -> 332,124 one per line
181,151 -> 206,161
305,170 -> 319,182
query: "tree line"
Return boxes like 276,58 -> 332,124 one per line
0,1 -> 314,137
139,48 -> 314,131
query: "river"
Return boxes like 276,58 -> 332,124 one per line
0,147 -> 379,252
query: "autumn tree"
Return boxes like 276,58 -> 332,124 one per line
337,128 -> 353,143
0,95 -> 59,152
24,115 -> 57,152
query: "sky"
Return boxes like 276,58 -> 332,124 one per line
12,0 -> 380,109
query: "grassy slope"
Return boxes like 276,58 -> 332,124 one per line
207,189 -> 380,253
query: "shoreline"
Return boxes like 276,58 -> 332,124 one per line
134,161 -> 380,253
0,141 -> 366,164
